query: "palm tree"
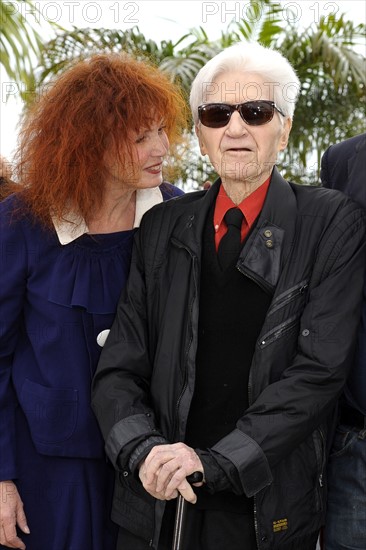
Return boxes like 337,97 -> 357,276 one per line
272,13 -> 365,183
28,1 -> 366,186
0,0 -> 46,97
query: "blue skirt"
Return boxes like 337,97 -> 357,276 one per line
1,410 -> 118,550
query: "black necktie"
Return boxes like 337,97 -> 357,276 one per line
218,207 -> 244,270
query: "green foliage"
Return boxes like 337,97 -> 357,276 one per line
276,14 -> 365,184
0,0 -> 54,99
6,0 -> 365,188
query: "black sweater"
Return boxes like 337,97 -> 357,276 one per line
185,210 -> 272,511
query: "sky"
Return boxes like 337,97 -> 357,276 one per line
1,0 -> 365,161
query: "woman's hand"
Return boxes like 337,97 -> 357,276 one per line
139,443 -> 204,503
0,481 -> 29,549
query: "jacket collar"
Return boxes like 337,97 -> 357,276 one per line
172,167 -> 297,292
238,167 -> 297,291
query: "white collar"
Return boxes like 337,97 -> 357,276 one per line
53,187 -> 163,245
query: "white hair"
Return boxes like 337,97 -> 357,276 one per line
190,41 -> 300,125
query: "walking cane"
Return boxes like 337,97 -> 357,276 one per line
172,471 -> 203,550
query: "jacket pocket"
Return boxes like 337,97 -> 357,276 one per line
267,280 -> 309,316
329,425 -> 359,458
112,472 -> 155,541
20,378 -> 78,444
259,315 -> 300,349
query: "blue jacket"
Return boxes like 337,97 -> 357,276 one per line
0,183 -> 183,481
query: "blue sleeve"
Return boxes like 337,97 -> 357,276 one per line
160,181 -> 184,200
0,197 -> 28,480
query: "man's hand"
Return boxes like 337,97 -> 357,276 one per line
139,443 -> 204,503
0,480 -> 29,549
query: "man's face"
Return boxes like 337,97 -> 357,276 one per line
196,71 -> 292,190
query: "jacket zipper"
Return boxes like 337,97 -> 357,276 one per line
171,239 -> 198,441
319,428 -> 325,488
152,240 -> 198,548
313,427 -> 326,511
259,315 -> 300,349
267,280 -> 309,316
173,307 -> 193,441
236,264 -> 274,295
236,264 -> 273,548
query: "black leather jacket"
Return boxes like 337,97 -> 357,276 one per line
92,169 -> 366,549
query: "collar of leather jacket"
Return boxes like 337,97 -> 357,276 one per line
166,167 -> 297,293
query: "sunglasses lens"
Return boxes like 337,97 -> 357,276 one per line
198,104 -> 232,128
199,101 -> 277,128
240,101 -> 274,125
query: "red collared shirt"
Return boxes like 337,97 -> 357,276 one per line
214,178 -> 271,251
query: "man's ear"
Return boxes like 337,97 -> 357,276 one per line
278,118 -> 292,151
195,124 -> 207,155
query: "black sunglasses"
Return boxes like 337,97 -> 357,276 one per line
198,100 -> 285,128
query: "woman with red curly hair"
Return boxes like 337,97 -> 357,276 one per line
0,53 -> 186,550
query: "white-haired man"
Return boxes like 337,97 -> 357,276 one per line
92,43 -> 366,550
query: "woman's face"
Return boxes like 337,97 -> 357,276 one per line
131,121 -> 170,188
105,120 -> 169,190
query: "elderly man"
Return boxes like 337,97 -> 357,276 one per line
91,42 -> 366,550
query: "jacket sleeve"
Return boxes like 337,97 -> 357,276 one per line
207,202 -> 366,497
320,146 -> 332,188
91,228 -> 168,472
0,202 -> 27,481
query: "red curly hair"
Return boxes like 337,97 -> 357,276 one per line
13,53 -> 187,226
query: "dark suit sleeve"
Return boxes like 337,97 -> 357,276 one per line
320,146 -> 332,188
320,134 -> 366,196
